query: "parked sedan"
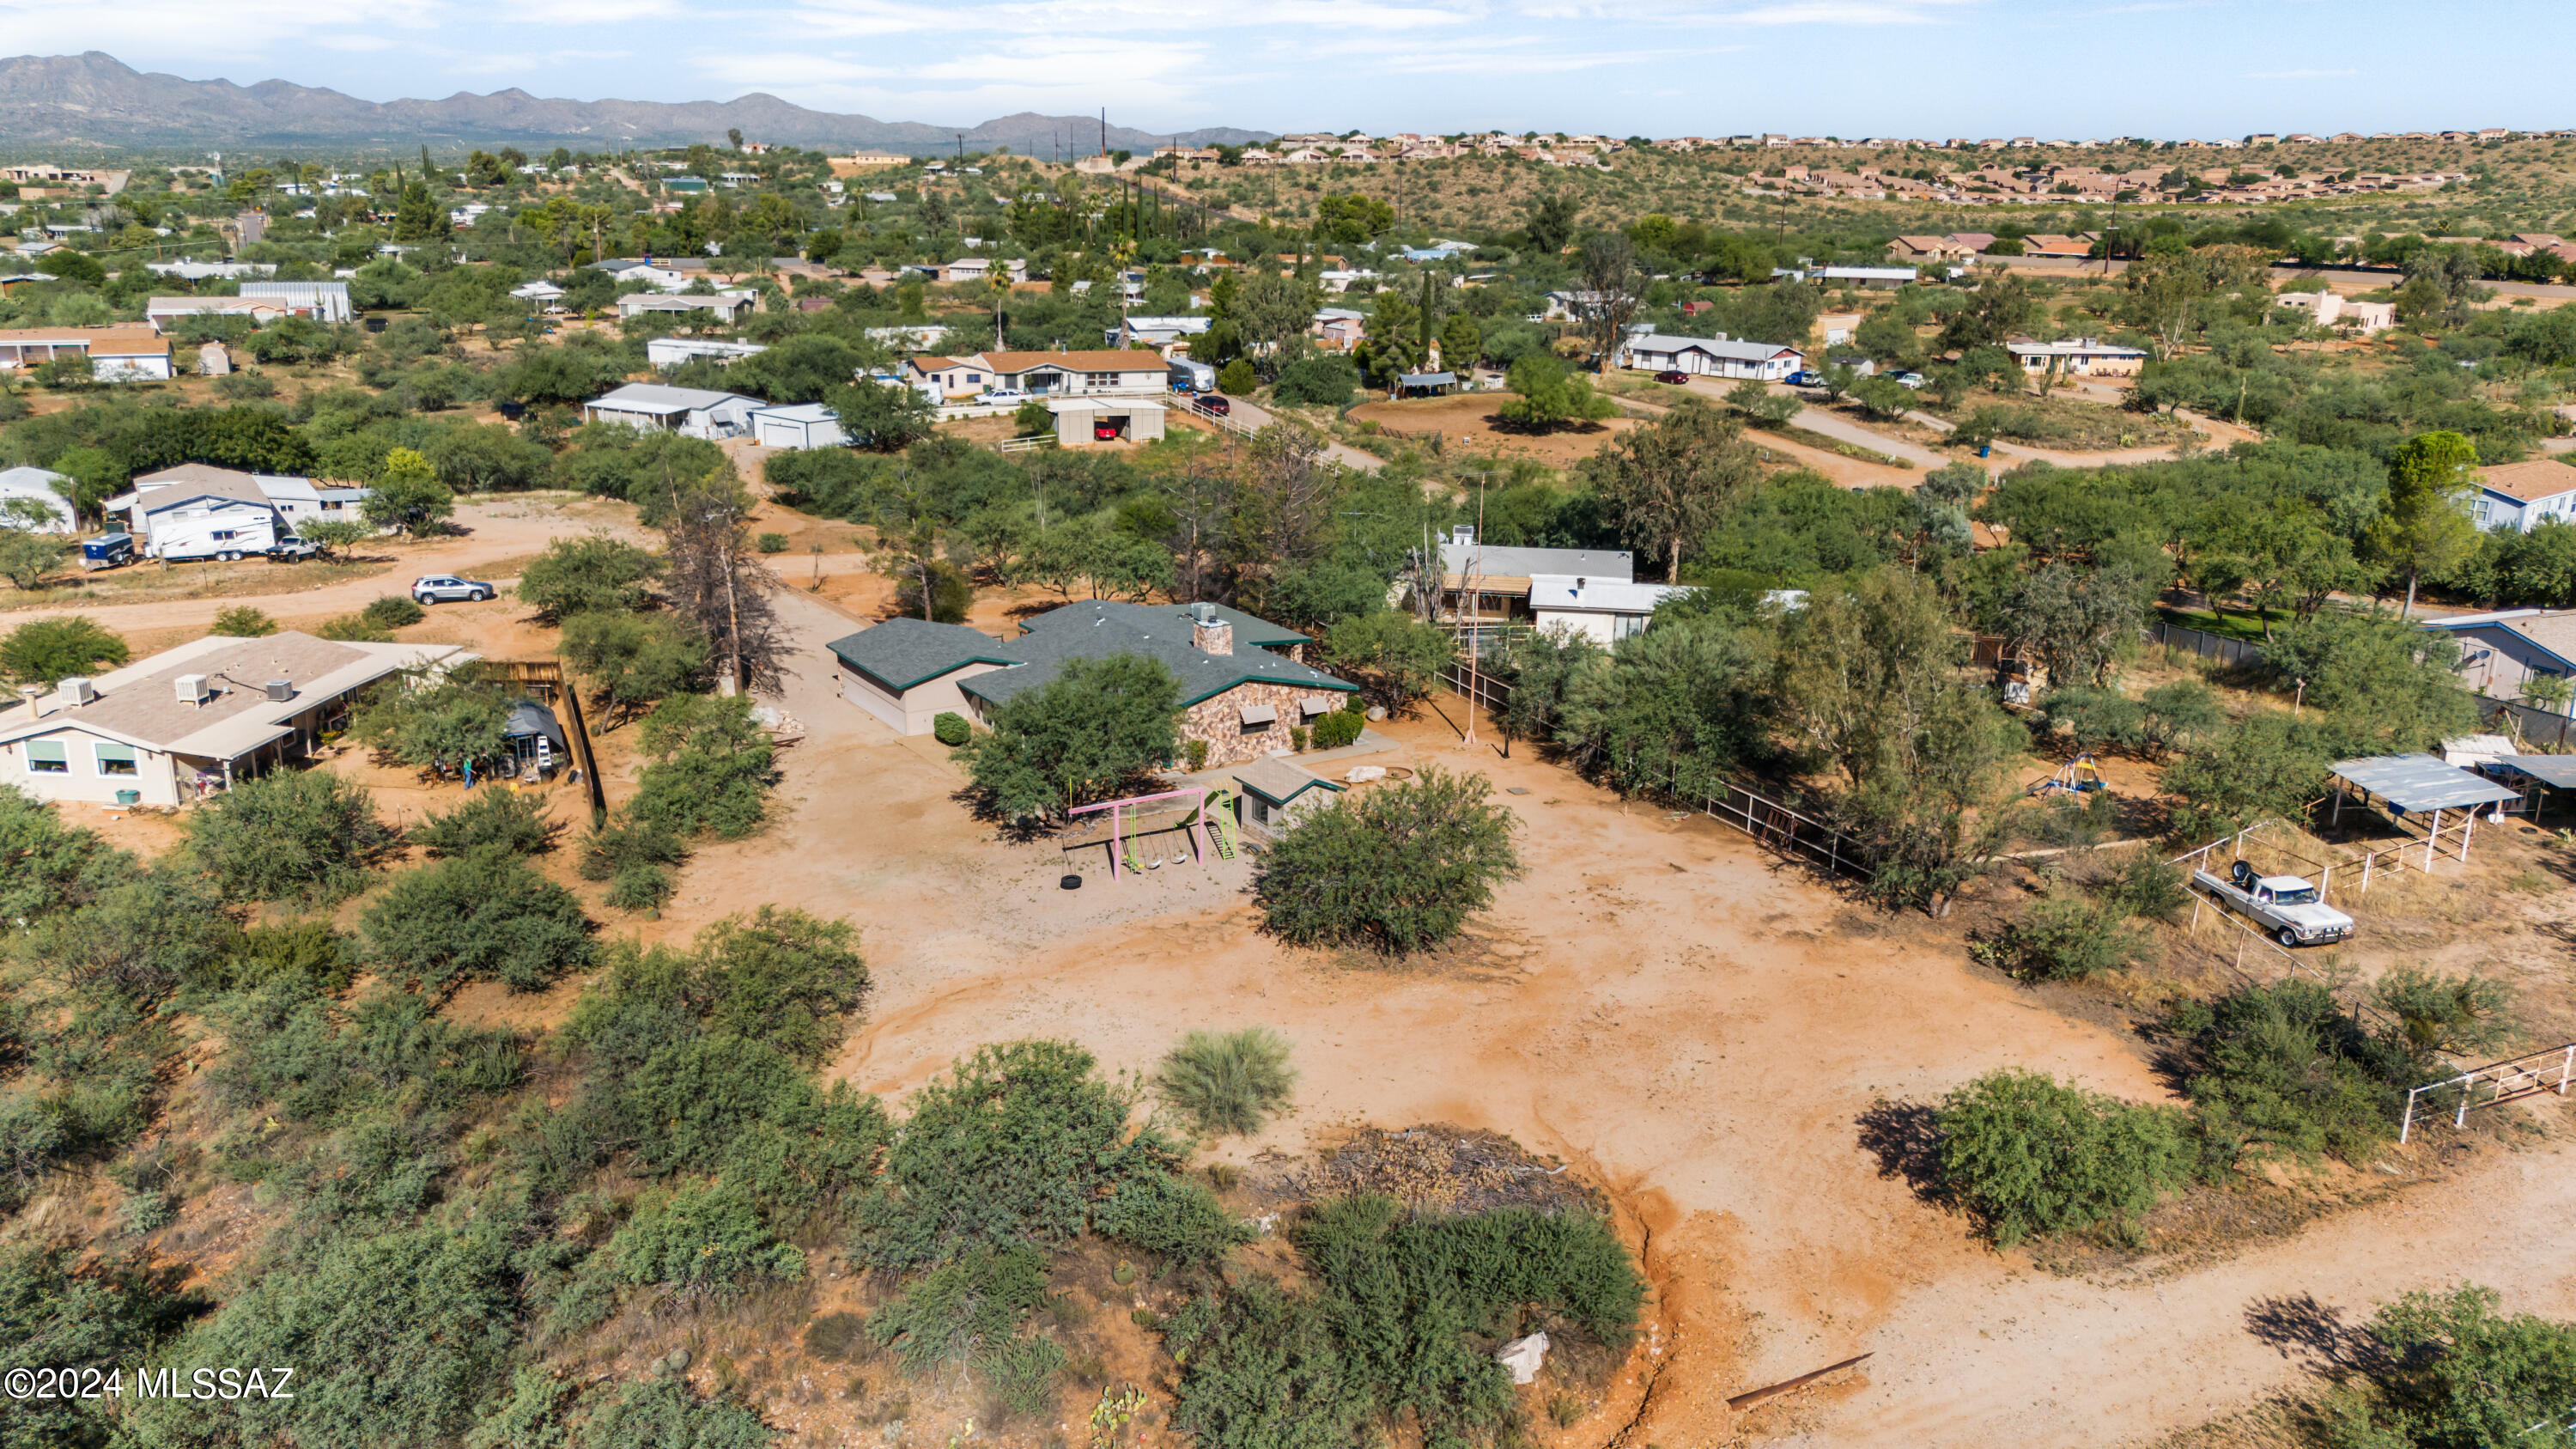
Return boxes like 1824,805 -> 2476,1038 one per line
412,574 -> 495,605
1197,395 -> 1232,417
1653,369 -> 1691,386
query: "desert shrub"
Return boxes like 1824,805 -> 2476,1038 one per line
805,1312 -> 867,1361
0,782 -> 133,925
568,909 -> 866,1070
17,868 -> 234,1006
756,532 -> 789,553
579,813 -> 687,879
2161,711 -> 2342,842
866,1242 -> 1050,1378
854,1038 -> 1188,1269
1164,1279 -> 1365,1448
2037,686 -> 2142,753
210,605 -> 278,637
611,1184 -> 805,1300
2166,980 -> 2412,1165
1985,892 -> 2151,982
0,616 -> 128,686
1273,354 -> 1361,408
559,611 -> 707,719
568,1379 -> 775,1449
210,977 -> 521,1127
203,919 -> 361,995
1168,1196 -> 1643,1448
0,1240 -> 211,1449
349,661 -> 513,774
2320,1284 -> 2576,1449
1309,709 -> 1364,750
962,654 -> 1179,823
1092,1169 -> 1251,1266
985,1333 -> 1067,1416
1252,767 -> 1522,955
629,693 -> 775,839
361,845 -> 595,994
316,612 -> 393,642
2139,679 -> 2221,758
363,594 -> 428,630
545,911 -> 883,1212
412,788 -> 560,857
126,1219 -> 521,1449
516,535 -> 664,621
1932,1068 -> 2197,1248
185,770 -> 395,904
2369,965 -> 2515,1061
1156,1026 -> 1297,1137
2098,850 -> 2189,922
605,864 -> 672,912
932,710 -> 969,746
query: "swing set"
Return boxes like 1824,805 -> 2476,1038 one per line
1066,786 -> 1241,880
2028,752 -> 2106,798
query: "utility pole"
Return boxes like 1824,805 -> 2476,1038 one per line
1460,474 -> 1487,749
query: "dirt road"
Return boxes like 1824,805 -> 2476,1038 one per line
1196,394 -> 1388,472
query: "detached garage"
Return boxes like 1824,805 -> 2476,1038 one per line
824,618 -> 1019,735
750,402 -> 847,450
1048,397 -> 1166,447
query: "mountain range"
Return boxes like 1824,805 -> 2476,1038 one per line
0,52 -> 1273,155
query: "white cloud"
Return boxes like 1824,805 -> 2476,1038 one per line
2244,67 -> 2358,79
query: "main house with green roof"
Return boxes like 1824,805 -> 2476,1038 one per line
826,600 -> 1358,766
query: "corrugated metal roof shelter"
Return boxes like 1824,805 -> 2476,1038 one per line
2330,754 -> 2519,813
2490,754 -> 2576,789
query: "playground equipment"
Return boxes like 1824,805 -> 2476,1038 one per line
1067,786 -> 1230,880
2028,753 -> 2105,798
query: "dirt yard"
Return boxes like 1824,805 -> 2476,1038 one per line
39,495 -> 2576,1449
1349,393 -> 1644,467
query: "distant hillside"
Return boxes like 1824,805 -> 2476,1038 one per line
0,52 -> 1272,155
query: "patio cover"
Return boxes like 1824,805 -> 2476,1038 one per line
2488,754 -> 2576,789
2331,754 -> 2520,813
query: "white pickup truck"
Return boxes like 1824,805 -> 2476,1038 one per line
2191,861 -> 2355,948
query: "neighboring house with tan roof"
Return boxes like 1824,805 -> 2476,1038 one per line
0,631 -> 471,806
2421,609 -> 2576,712
2472,460 -> 2576,533
904,355 -> 990,399
969,350 -> 1171,398
0,326 -> 170,380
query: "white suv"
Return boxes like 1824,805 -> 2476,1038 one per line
412,575 -> 495,604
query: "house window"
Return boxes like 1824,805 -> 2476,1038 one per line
26,741 -> 66,774
966,374 -> 982,385
94,742 -> 137,776
1613,613 -> 1649,640
1085,372 -> 1118,387
212,530 -> 236,542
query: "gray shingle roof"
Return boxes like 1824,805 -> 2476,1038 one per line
960,600 -> 1355,709
826,618 -> 1019,692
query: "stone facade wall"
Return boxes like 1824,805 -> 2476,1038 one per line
1182,680 -> 1346,768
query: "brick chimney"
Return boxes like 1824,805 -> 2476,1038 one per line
1190,601 -> 1232,655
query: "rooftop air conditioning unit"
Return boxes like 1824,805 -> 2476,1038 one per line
58,677 -> 94,705
175,674 -> 210,705
264,680 -> 295,703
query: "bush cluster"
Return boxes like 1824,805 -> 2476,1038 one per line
1253,768 -> 1522,955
